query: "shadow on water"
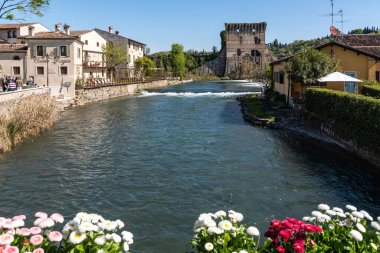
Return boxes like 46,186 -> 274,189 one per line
274,129 -> 380,214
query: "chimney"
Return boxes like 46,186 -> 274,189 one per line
63,23 -> 70,35
55,23 -> 62,32
108,26 -> 113,33
115,31 -> 120,35
28,25 -> 35,36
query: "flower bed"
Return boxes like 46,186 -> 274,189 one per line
0,212 -> 133,253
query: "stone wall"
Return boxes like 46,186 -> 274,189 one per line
0,87 -> 50,103
75,79 -> 192,105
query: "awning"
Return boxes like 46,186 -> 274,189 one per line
318,72 -> 363,82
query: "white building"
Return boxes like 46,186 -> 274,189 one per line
0,23 -> 50,44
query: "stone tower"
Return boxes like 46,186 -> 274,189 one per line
224,23 -> 268,77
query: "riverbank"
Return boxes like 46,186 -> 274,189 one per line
0,94 -> 58,153
74,79 -> 193,107
238,95 -> 380,168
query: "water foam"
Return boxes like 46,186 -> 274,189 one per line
139,91 -> 261,98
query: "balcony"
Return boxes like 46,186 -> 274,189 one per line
83,61 -> 106,68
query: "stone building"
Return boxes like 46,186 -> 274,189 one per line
224,23 -> 269,77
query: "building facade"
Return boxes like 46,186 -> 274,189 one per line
271,34 -> 380,104
225,23 -> 269,77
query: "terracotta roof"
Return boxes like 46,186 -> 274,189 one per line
0,23 -> 35,29
0,44 -> 27,53
70,30 -> 93,36
335,34 -> 380,47
19,31 -> 82,41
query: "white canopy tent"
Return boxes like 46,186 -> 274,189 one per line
317,72 -> 363,83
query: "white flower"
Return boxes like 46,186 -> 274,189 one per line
207,227 -> 224,235
105,234 -> 112,240
218,220 -> 233,231
217,238 -> 224,245
302,217 -> 310,222
111,233 -> 122,243
321,214 -> 331,222
337,212 -> 346,218
99,220 -> 118,231
116,219 -> 124,229
352,211 -> 365,219
78,222 -> 97,233
228,211 -> 243,223
349,230 -> 363,241
203,219 -> 216,228
198,213 -> 213,222
346,205 -> 357,211
11,219 -> 24,228
97,250 -> 105,253
94,235 -> 106,245
239,250 -> 248,253
64,221 -> 78,231
328,224 -> 334,230
69,231 -> 86,244
333,207 -> 344,213
215,210 -> 227,217
247,226 -> 260,236
204,242 -> 214,252
371,221 -> 380,231
123,242 -> 130,252
318,204 -> 330,211
121,231 -> 134,241
361,212 -> 373,221
370,243 -> 378,250
356,223 -> 366,233
326,210 -> 337,216
311,211 -> 323,218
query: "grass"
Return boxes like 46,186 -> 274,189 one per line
0,94 -> 58,153
243,95 -> 275,122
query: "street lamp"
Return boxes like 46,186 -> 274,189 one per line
46,51 -> 54,87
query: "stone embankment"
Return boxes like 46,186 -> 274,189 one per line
74,79 -> 192,106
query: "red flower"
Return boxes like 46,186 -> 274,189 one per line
304,224 -> 315,233
279,230 -> 291,241
271,220 -> 281,228
293,242 -> 305,253
313,225 -> 323,233
282,220 -> 293,229
276,246 -> 286,253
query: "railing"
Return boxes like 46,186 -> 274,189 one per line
76,76 -> 166,90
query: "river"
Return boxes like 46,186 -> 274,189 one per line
0,81 -> 379,253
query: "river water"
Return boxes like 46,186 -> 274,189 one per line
0,81 -> 379,253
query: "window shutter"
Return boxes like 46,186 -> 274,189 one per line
56,47 -> 60,57
43,46 -> 46,57
31,46 -> 35,58
67,46 -> 70,57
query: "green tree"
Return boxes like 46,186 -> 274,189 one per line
171,43 -> 186,80
135,56 -> 156,76
285,47 -> 341,95
102,42 -> 129,81
0,0 -> 50,20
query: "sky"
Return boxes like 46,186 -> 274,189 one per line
17,0 -> 380,53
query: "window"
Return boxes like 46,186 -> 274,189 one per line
237,49 -> 242,56
7,31 -> 11,38
21,41 -> 25,44
36,46 -> 44,57
13,66 -> 20,75
37,66 -> 44,75
376,71 -> 380,83
274,72 -> 284,84
77,48 -> 81,58
279,72 -> 285,84
60,46 -> 68,57
60,66 -> 68,75
13,56 -> 20,60
12,30 -> 17,38
85,40 -> 88,45
239,36 -> 243,45
254,37 -> 261,44
97,42 -> 100,47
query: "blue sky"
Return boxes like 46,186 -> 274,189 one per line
19,0 -> 380,53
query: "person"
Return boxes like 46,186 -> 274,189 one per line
26,76 -> 34,86
7,77 -> 16,91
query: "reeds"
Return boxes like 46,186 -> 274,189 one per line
0,94 -> 58,153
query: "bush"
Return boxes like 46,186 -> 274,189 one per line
361,84 -> 380,99
0,94 -> 58,152
305,88 -> 380,153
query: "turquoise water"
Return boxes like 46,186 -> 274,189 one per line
0,81 -> 379,253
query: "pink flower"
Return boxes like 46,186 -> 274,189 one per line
29,227 -> 42,235
0,234 -> 14,245
48,231 -> 63,242
36,218 -> 54,229
32,248 -> 44,253
12,215 -> 26,221
30,235 -> 43,246
4,246 -> 19,253
2,221 -> 14,229
11,219 -> 24,228
6,229 -> 15,235
293,242 -> 305,253
50,213 -> 64,224
34,212 -> 48,219
16,228 -> 31,236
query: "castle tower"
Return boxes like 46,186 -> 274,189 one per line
224,23 -> 268,78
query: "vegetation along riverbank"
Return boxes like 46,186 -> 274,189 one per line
0,94 -> 58,153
